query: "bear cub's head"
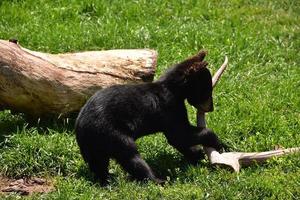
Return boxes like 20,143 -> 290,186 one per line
158,51 -> 213,113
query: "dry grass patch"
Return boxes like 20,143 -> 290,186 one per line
0,176 -> 54,196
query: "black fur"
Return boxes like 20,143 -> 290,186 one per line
75,51 -> 223,185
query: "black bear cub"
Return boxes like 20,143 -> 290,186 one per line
75,51 -> 223,185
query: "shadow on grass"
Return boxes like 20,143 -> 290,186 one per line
0,110 -> 78,147
146,151 -> 188,180
75,150 -> 208,186
76,164 -> 96,183
0,110 -> 26,144
20,111 -> 78,133
26,116 -> 77,134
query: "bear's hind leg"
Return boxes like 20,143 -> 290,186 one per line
86,154 -> 110,186
112,136 -> 164,184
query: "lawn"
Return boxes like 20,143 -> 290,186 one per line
0,0 -> 300,199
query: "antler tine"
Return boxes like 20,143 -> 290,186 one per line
198,55 -> 300,173
212,56 -> 228,87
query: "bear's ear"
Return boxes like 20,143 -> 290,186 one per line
187,60 -> 209,75
179,50 -> 209,75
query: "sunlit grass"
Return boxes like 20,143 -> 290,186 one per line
0,0 -> 299,199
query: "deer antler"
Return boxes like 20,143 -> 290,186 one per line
198,56 -> 300,172
212,56 -> 228,87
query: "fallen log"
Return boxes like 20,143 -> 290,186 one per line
0,39 -> 157,117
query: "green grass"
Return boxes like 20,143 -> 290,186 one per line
0,0 -> 300,199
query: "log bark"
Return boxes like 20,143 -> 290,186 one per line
0,40 -> 157,117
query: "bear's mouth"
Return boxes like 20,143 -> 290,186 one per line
196,96 -> 214,113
